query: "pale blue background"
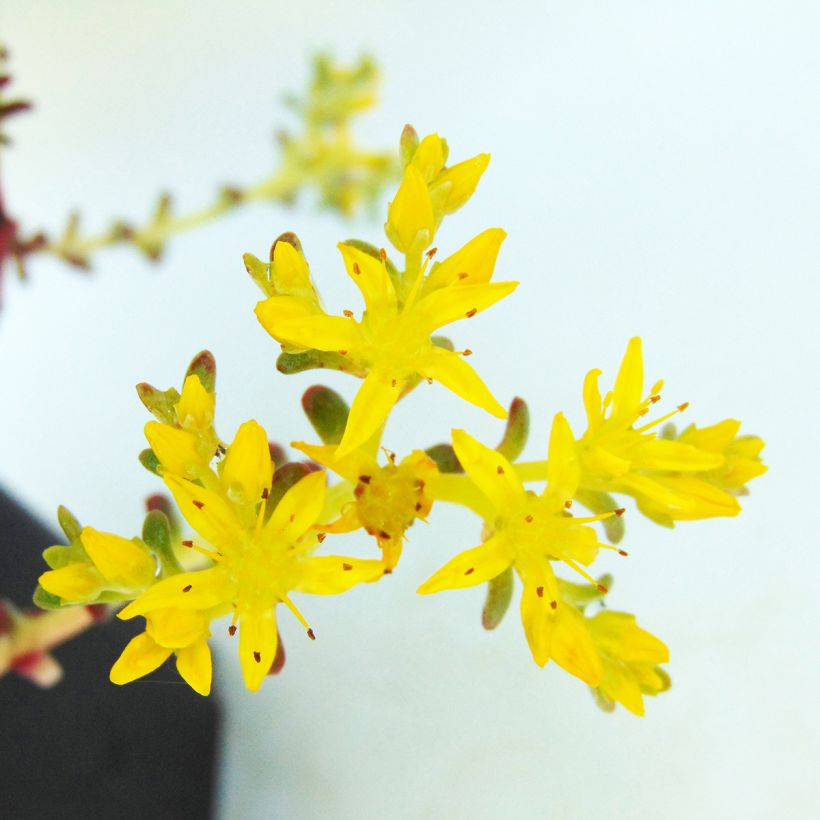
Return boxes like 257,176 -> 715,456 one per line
1,2 -> 818,818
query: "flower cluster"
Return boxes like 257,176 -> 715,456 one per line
33,126 -> 765,715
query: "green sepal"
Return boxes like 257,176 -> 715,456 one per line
185,350 -> 216,393
139,448 -> 162,476
270,231 -> 303,259
591,688 -> 616,713
243,252 -> 271,295
302,386 -> 350,445
136,382 -> 180,424
495,397 -> 529,462
482,566 -> 514,630
430,335 -> 454,352
142,510 -> 182,577
558,574 -> 613,610
399,123 -> 419,168
56,505 -> 82,542
575,489 -> 626,544
145,494 -> 181,539
42,545 -> 72,570
269,463 -> 317,516
33,585 -> 63,610
425,444 -> 463,473
277,349 -> 365,377
660,422 -> 678,441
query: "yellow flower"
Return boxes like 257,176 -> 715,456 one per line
118,419 -> 384,693
256,236 -> 516,457
570,337 -> 749,522
139,352 -> 221,482
293,440 -> 438,570
38,527 -> 156,604
419,418 -> 619,676
385,132 -> 490,254
587,610 -> 670,716
110,607 -> 213,696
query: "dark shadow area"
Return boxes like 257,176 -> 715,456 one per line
0,487 -> 220,820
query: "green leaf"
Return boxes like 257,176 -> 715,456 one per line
302,386 -> 350,445
56,505 -> 82,542
575,489 -> 626,544
495,397 -> 529,462
142,510 -> 182,577
33,585 -> 63,610
139,448 -> 162,476
425,443 -> 462,473
482,567 -> 514,630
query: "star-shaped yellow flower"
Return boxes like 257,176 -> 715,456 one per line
256,238 -> 516,457
118,419 -> 384,692
571,337 -> 762,521
419,417 -> 622,672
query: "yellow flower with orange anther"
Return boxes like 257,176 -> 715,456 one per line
515,337 -> 766,526
293,439 -> 438,570
251,131 -> 516,458
117,419 -> 384,693
419,419 -> 625,672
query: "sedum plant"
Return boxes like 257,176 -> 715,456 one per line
26,127 -> 765,716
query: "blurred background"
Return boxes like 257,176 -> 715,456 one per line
1,1 -> 818,818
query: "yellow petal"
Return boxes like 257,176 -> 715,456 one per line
630,474 -> 741,520
337,242 -> 397,314
175,638 -> 212,696
599,659 -> 645,716
413,280 -> 518,332
419,347 -> 507,418
417,535 -> 512,594
386,165 -> 435,253
164,475 -> 242,551
550,604 -> 603,687
336,370 -> 401,458
297,556 -> 384,594
291,440 -> 372,484
176,374 -> 214,432
451,429 -> 526,511
544,413 -> 580,502
589,611 -> 669,664
144,421 -> 204,477
146,607 -> 210,649
239,606 -> 278,693
254,295 -> 318,348
516,554 -> 558,667
582,369 -> 604,433
611,337 -> 644,425
38,563 -> 103,602
267,469 -> 326,542
271,239 -> 317,303
110,633 -> 171,685
423,228 -> 507,293
680,419 -> 741,452
429,153 -> 490,214
632,439 -> 724,472
265,313 -> 363,353
411,133 -> 446,182
81,527 -> 156,589
118,568 -> 233,619
221,420 -> 272,504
